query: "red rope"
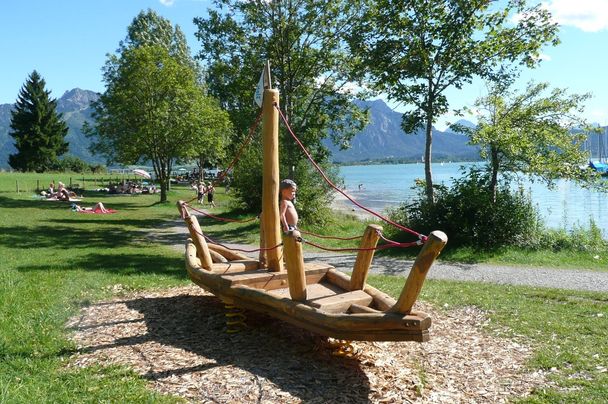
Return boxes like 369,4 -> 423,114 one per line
301,236 -> 417,252
186,203 -> 259,224
202,232 -> 282,253
180,202 -> 278,253
274,104 -> 427,243
301,238 -> 379,252
298,229 -> 362,241
378,232 -> 423,247
214,109 -> 263,185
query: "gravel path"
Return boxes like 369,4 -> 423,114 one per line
153,218 -> 608,293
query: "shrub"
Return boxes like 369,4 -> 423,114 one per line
232,140 -> 335,226
387,169 -> 542,250
89,164 -> 107,174
538,219 -> 607,253
53,155 -> 91,173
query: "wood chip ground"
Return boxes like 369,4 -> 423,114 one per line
67,285 -> 552,403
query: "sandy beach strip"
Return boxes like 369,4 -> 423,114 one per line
330,192 -> 377,220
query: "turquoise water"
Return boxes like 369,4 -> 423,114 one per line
338,162 -> 608,234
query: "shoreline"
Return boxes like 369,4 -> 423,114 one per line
330,193 -> 376,220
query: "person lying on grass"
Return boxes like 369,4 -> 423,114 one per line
70,202 -> 111,214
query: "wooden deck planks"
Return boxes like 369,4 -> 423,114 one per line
308,290 -> 373,313
218,262 -> 333,291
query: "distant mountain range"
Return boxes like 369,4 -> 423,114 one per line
0,88 -> 483,168
0,88 -> 104,168
323,99 -> 479,163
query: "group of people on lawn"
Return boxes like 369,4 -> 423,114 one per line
41,181 -> 75,201
39,181 -> 113,213
193,181 -> 216,207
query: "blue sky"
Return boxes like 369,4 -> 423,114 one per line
1,0 -> 607,130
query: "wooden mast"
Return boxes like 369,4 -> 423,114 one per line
261,83 -> 284,272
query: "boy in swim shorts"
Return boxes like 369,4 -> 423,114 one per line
279,179 -> 298,234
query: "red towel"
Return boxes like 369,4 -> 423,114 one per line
78,209 -> 117,214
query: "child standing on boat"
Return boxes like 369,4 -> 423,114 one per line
279,179 -> 298,233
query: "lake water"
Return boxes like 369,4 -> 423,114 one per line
338,162 -> 608,234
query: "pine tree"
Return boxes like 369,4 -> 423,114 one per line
8,71 -> 69,172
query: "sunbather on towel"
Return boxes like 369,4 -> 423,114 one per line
71,202 -> 111,213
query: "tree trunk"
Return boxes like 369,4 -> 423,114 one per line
424,100 -> 434,203
490,145 -> 499,203
197,156 -> 204,183
154,157 -> 169,203
160,178 -> 168,203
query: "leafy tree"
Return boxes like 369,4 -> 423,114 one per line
119,10 -> 192,62
114,9 -> 200,78
387,169 -> 542,249
349,0 -> 559,202
185,98 -> 232,182
453,81 -> 600,201
194,0 -> 369,219
87,45 -> 229,202
9,71 -> 69,172
87,10 -> 229,202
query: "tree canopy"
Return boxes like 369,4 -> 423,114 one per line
454,82 -> 601,201
194,0 -> 369,220
87,10 -> 230,202
349,0 -> 559,201
9,71 -> 69,172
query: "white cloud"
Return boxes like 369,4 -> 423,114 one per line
587,107 -> 608,126
160,0 -> 175,6
543,0 -> 608,32
537,53 -> 552,62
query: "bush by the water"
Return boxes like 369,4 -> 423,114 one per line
387,170 -> 542,250
539,220 -> 607,254
387,169 -> 608,252
231,142 -> 338,226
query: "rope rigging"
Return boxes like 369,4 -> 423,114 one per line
179,99 -> 429,254
301,228 -> 422,253
274,103 -> 427,244
297,229 -> 363,241
197,227 -> 283,254
186,202 -> 259,224
212,109 -> 264,186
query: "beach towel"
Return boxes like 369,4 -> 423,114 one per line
77,208 -> 117,214
42,197 -> 83,202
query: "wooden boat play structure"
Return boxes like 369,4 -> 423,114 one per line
177,84 -> 447,342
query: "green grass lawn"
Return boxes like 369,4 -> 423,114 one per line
0,171 -> 607,402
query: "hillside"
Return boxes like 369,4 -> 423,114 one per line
1,92 -> 480,168
0,88 -> 103,168
2,88 -> 606,169
323,99 -> 479,163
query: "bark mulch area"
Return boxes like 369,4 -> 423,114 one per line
67,285 -> 551,403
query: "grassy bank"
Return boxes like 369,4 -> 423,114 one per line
303,210 -> 608,271
0,172 -> 606,402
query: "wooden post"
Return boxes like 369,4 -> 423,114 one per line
258,212 -> 267,268
350,224 -> 382,290
261,88 -> 283,272
177,201 -> 213,270
283,231 -> 307,301
390,231 -> 448,314
16,181 -> 19,193
70,177 -> 72,187
37,179 -> 40,192
82,176 -> 85,190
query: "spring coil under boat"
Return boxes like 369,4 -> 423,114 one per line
224,304 -> 247,333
